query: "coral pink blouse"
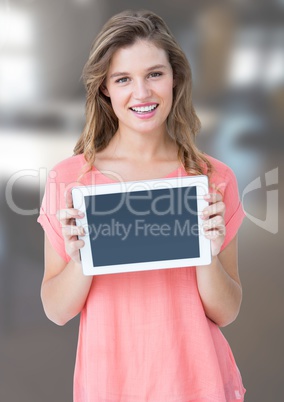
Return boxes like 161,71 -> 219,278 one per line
38,153 -> 246,402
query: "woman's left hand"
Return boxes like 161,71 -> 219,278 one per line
202,191 -> 226,257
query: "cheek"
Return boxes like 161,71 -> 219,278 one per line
109,88 -> 128,106
107,91 -> 128,118
161,80 -> 174,100
106,91 -> 119,109
162,84 -> 174,108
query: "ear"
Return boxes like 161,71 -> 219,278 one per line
101,84 -> 110,97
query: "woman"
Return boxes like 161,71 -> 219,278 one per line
38,10 -> 246,402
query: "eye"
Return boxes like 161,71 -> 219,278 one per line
148,72 -> 162,78
115,77 -> 129,84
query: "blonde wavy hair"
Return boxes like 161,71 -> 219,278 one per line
74,9 -> 212,177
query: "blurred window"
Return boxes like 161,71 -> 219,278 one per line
0,8 -> 36,104
227,27 -> 284,89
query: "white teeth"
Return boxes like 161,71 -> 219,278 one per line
131,104 -> 158,113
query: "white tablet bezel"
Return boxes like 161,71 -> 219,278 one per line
72,175 -> 211,275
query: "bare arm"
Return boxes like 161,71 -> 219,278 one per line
196,192 -> 242,327
196,235 -> 242,327
41,194 -> 92,326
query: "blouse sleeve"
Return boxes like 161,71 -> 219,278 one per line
37,169 -> 71,262
219,166 -> 246,252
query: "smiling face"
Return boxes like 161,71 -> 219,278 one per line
103,40 -> 175,136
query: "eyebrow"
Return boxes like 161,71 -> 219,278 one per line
109,64 -> 168,79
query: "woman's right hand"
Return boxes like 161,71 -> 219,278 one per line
56,191 -> 86,264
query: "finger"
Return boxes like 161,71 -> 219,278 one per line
65,188 -> 74,209
203,215 -> 226,234
202,201 -> 225,219
56,208 -> 85,225
62,225 -> 85,238
203,215 -> 223,229
204,192 -> 223,204
65,238 -> 85,262
203,225 -> 226,239
203,229 -> 222,240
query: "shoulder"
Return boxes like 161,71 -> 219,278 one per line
203,154 -> 236,184
49,154 -> 86,183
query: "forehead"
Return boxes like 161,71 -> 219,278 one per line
108,40 -> 170,73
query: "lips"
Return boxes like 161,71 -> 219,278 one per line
129,103 -> 159,114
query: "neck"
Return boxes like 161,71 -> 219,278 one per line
111,125 -> 176,162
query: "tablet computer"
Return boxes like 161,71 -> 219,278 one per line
72,175 -> 211,275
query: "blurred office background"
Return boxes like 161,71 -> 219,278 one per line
0,0 -> 283,401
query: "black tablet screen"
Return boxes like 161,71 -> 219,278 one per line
85,186 -> 199,267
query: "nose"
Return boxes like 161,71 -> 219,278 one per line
133,79 -> 151,100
